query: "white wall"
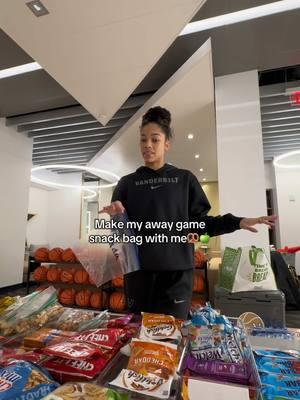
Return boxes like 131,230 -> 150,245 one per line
27,187 -> 49,247
28,171 -> 82,249
275,168 -> 300,247
0,119 -> 33,287
215,71 -> 269,252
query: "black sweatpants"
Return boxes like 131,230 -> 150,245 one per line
124,269 -> 194,319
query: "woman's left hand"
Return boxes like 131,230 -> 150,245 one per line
240,215 -> 277,233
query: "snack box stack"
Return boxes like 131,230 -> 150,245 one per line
253,349 -> 300,400
180,305 -> 261,400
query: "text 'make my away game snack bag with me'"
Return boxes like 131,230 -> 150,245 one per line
110,339 -> 178,399
140,313 -> 182,341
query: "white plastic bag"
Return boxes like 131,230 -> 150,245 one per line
74,212 -> 140,287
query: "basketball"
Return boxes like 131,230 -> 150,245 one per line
193,273 -> 205,293
109,291 -> 126,311
62,248 -> 77,263
46,267 -> 61,282
238,312 -> 265,330
34,247 -> 49,262
194,250 -> 205,268
59,288 -> 75,306
190,296 -> 205,309
60,268 -> 75,284
74,269 -> 89,284
112,276 -> 124,288
90,292 -> 102,309
49,247 -> 63,262
33,266 -> 48,281
88,274 -> 96,285
75,289 -> 91,307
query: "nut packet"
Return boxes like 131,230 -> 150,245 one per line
140,313 -> 181,341
42,382 -> 128,399
110,339 -> 178,399
0,360 -> 58,400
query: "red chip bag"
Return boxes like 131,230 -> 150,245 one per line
107,314 -> 134,328
43,341 -> 102,360
72,328 -> 126,349
42,356 -> 108,383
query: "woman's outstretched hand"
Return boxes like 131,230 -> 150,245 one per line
98,201 -> 125,216
240,215 -> 277,233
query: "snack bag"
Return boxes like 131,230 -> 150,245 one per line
53,309 -> 96,331
74,211 -> 140,287
42,356 -> 108,383
42,341 -> 103,360
24,328 -> 76,349
219,246 -> 277,292
110,339 -> 178,399
43,382 -> 128,399
0,360 -> 58,400
72,328 -> 126,350
140,313 -> 181,341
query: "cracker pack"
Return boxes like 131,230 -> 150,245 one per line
110,339 -> 178,399
140,313 -> 181,341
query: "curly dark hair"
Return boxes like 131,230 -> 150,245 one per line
141,106 -> 173,140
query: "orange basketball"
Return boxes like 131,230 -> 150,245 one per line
88,274 -> 96,285
59,288 -> 75,306
75,289 -> 91,307
62,248 -> 76,263
47,267 -> 61,282
191,296 -> 205,308
49,247 -> 63,262
193,273 -> 205,293
90,292 -> 102,309
112,276 -> 124,288
74,269 -> 89,284
60,268 -> 75,284
194,250 -> 205,268
33,266 -> 48,281
109,291 -> 126,311
34,247 -> 49,262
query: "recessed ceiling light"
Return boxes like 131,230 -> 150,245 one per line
199,168 -> 204,172
203,178 -> 207,181
26,1 -> 49,17
195,154 -> 200,159
180,0 -> 300,35
187,133 -> 194,140
0,62 -> 42,79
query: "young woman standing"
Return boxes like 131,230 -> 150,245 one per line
101,106 -> 276,318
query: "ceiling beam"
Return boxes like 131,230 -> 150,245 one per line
33,138 -> 107,149
32,143 -> 101,154
6,93 -> 151,127
28,120 -> 125,138
33,131 -> 115,144
18,107 -> 137,132
33,150 -> 97,159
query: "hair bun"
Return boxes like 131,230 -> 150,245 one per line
142,106 -> 171,128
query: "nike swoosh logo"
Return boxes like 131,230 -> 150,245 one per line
174,299 -> 185,304
151,185 -> 162,190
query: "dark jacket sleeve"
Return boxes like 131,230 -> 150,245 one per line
188,173 -> 243,237
111,177 -> 128,209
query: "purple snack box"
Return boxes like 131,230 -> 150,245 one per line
184,354 -> 250,385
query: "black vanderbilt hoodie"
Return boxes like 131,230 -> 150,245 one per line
112,164 -> 242,271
